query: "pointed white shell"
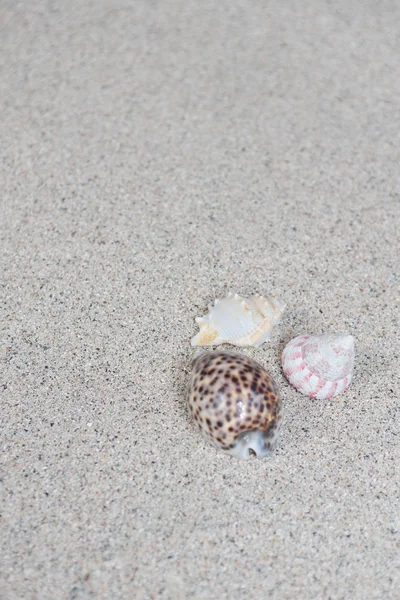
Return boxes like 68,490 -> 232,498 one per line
282,333 -> 355,399
191,293 -> 286,347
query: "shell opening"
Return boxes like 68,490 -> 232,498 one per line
229,428 -> 279,460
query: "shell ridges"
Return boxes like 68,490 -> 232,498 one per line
282,333 -> 355,399
191,292 -> 286,347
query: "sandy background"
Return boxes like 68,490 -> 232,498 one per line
1,1 -> 399,599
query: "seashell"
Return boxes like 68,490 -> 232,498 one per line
188,350 -> 281,459
282,333 -> 355,399
191,292 -> 286,347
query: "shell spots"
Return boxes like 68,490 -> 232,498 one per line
188,351 -> 281,460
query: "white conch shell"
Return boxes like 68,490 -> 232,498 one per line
282,333 -> 355,399
191,292 -> 286,347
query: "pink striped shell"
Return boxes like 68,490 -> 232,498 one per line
282,333 -> 355,399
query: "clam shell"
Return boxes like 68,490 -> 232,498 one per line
191,292 -> 286,347
188,351 -> 281,459
282,333 -> 355,399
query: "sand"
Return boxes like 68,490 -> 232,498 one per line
1,1 -> 399,598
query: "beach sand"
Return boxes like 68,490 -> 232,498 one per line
1,1 -> 399,598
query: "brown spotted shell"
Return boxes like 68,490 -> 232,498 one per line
188,351 -> 281,459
